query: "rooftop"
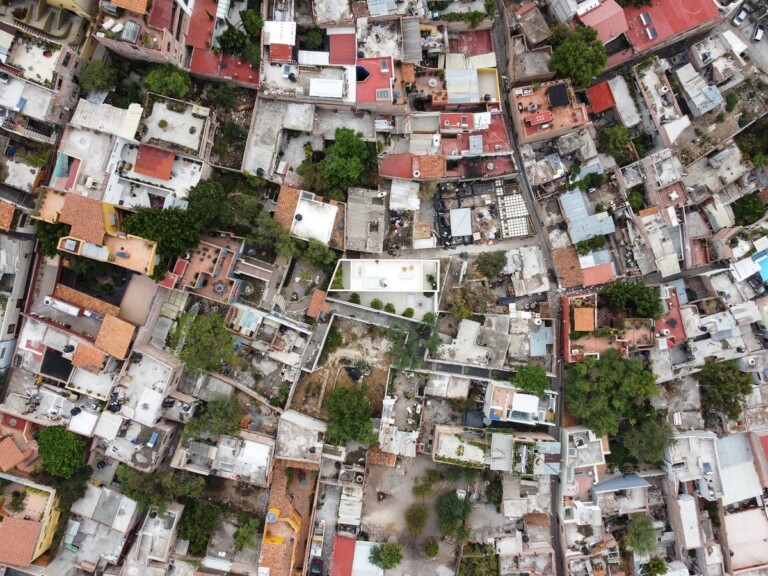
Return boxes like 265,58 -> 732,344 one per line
515,4 -> 552,46
724,508 -> 768,572
0,72 -> 54,124
624,0 -> 721,53
143,99 -> 209,156
94,315 -> 136,360
334,259 -> 439,292
578,0 -> 628,44
345,188 -> 387,253
6,38 -> 61,86
512,81 -> 588,142
275,409 -> 326,462
510,35 -> 552,81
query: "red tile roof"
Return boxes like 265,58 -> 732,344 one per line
415,154 -> 445,179
273,185 -> 301,230
148,0 -> 173,30
762,434 -> 768,460
307,289 -> 328,320
329,34 -> 356,65
0,200 -> 15,231
220,55 -> 259,85
578,0 -> 628,44
186,0 -> 217,49
95,315 -> 136,360
0,437 -> 25,472
270,43 -> 293,62
587,81 -> 616,113
59,194 -> 105,245
134,145 -> 175,180
582,262 -> 615,287
0,517 -> 41,567
72,343 -> 106,374
329,535 -> 356,576
190,48 -> 221,76
624,0 -> 721,53
379,153 -> 414,179
356,56 -> 394,104
110,0 -> 147,13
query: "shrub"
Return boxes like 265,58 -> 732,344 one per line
715,112 -> 726,123
402,308 -> 414,318
406,504 -> 428,535
424,537 -> 439,557
384,303 -> 396,313
158,119 -> 168,128
726,93 -> 739,113
350,293 -> 361,304
371,298 -> 383,310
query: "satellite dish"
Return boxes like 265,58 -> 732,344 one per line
295,214 -> 303,221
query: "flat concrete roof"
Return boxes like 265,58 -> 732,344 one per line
340,259 -> 438,292
291,196 -> 338,244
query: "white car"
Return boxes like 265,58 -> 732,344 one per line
456,489 -> 467,500
733,8 -> 749,26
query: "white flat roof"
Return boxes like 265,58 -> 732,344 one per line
68,409 -> 100,437
264,21 -> 296,45
512,392 -> 540,413
309,78 -> 344,99
344,259 -> 432,292
725,508 -> 768,571
291,197 -> 338,244
94,411 -> 123,441
677,495 -> 703,550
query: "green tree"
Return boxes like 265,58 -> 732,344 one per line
550,26 -> 607,88
304,27 -> 324,50
185,395 -> 242,438
319,327 -> 342,364
623,514 -> 657,555
36,221 -> 71,256
242,42 -> 261,66
435,490 -> 471,538
424,537 -> 439,557
178,313 -> 235,374
240,9 -> 264,42
458,544 -> 499,576
218,26 -> 247,55
565,349 -> 658,436
123,207 -> 199,257
598,124 -> 631,158
325,385 -> 376,446
320,156 -> 365,199
627,186 -> 646,212
178,498 -> 222,556
234,517 -> 261,550
302,238 -> 337,269
733,193 -> 765,226
79,60 -> 117,92
600,279 -> 663,319
513,365 -> 549,397
623,413 -> 672,464
9,490 -> 26,512
695,361 -> 754,421
212,82 -> 237,109
548,23 -> 571,48
38,426 -> 86,479
646,556 -> 668,576
144,65 -> 192,99
186,180 -> 231,231
369,542 -> 403,569
115,466 -> 205,512
299,128 -> 374,200
405,504 -> 428,535
474,250 -> 507,278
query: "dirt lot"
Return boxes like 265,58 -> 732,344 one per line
362,455 -> 466,576
209,88 -> 257,169
202,476 -> 270,514
290,318 -> 392,419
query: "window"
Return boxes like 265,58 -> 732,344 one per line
7,324 -> 15,335
375,88 -> 391,101
380,59 -> 389,72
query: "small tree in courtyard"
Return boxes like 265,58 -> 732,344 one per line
79,60 -> 117,92
325,385 -> 376,446
623,514 -> 657,556
695,361 -> 754,421
38,426 -> 86,479
474,250 -> 507,278
178,313 -> 236,375
369,542 -> 403,569
513,365 -> 549,397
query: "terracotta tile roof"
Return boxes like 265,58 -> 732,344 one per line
307,289 -> 328,320
59,194 -> 106,246
552,247 -> 583,288
523,512 -> 551,526
95,315 -> 136,360
367,444 -> 396,467
0,201 -> 15,232
578,0 -> 628,44
586,81 -> 616,114
637,206 -> 661,217
0,437 -> 25,472
53,285 -> 120,317
110,0 -> 148,13
273,185 -> 301,230
134,145 -> 175,180
269,43 -> 293,62
379,153 -> 414,179
148,0 -> 172,29
0,517 -> 41,566
72,343 -> 106,374
329,534 -> 356,576
573,307 -> 596,332
416,155 -> 446,179
402,62 -> 415,83
329,34 -> 357,65
582,262 -> 615,287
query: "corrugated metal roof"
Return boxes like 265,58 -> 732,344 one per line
121,20 -> 140,43
445,69 -> 479,104
367,0 -> 389,16
309,78 -> 344,98
593,473 -> 651,494
401,17 -> 421,62
716,434 -> 762,506
560,189 -> 589,222
530,324 -> 553,357
390,179 -> 420,211
298,50 -> 330,65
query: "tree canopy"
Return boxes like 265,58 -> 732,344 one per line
301,238 -> 338,269
79,60 -> 117,92
600,280 -> 663,319
186,180 -> 231,231
369,542 -> 403,569
218,26 -> 247,55
240,9 -> 264,42
178,313 -> 236,375
435,491 -> 471,538
564,349 -> 658,436
325,385 -> 376,446
185,395 -> 243,438
646,556 -> 668,576
234,517 -> 261,550
623,413 -> 672,465
304,27 -> 324,50
123,207 -> 199,257
623,514 -> 657,555
695,361 -> 754,421
36,221 -> 71,257
550,26 -> 607,88
144,65 -> 192,99
405,504 -> 428,535
513,365 -> 550,397
474,250 -> 507,278
178,498 -> 222,556
732,193 -> 765,226
115,465 -> 205,512
211,82 -> 237,109
37,426 -> 86,479
598,125 -> 631,160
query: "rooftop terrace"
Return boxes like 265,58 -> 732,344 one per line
335,259 -> 439,292
142,99 -> 209,155
512,81 -> 587,142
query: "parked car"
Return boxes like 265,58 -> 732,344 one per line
733,8 -> 749,25
309,558 -> 323,576
753,22 -> 765,41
